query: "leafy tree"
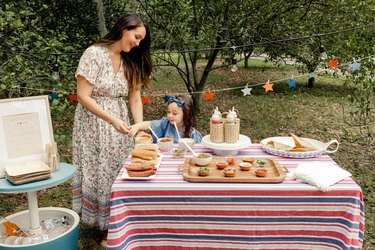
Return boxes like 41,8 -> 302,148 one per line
132,0 -> 375,111
260,0 -> 374,87
134,0 -> 262,112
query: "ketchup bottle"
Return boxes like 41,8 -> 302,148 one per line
211,107 -> 221,124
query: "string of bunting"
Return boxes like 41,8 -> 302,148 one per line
4,22 -> 374,103
144,54 -> 375,103
8,55 -> 374,103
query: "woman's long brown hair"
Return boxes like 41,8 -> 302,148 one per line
96,13 -> 152,90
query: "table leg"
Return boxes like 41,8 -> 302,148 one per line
27,191 -> 43,235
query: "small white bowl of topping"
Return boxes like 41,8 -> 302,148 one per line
192,153 -> 212,166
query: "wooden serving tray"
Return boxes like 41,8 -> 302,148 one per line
183,157 -> 285,183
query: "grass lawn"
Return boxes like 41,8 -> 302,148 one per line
1,58 -> 374,249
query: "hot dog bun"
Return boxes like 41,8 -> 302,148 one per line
134,143 -> 159,151
131,148 -> 158,160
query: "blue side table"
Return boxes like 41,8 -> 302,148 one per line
0,163 -> 75,235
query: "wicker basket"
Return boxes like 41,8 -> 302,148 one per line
210,118 -> 224,143
224,118 -> 240,143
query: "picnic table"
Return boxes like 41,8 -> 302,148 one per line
107,144 -> 364,250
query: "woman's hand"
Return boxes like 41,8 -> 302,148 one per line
111,118 -> 131,134
128,123 -> 142,137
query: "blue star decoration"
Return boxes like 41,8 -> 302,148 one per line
287,79 -> 297,88
49,92 -> 59,100
241,84 -> 252,96
351,62 -> 361,71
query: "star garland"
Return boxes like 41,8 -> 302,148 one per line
287,79 -> 297,88
262,81 -> 273,92
204,91 -> 214,102
10,54 -> 375,104
142,96 -> 150,105
241,84 -> 252,96
329,58 -> 339,68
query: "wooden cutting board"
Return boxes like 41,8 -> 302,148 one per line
183,157 -> 285,183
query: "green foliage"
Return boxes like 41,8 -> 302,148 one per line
0,2 -> 79,99
343,57 -> 375,142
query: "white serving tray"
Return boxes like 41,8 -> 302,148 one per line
201,134 -> 251,156
121,154 -> 163,180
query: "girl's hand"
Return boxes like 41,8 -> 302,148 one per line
136,131 -> 151,138
111,118 -> 131,134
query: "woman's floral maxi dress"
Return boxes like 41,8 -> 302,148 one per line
72,45 -> 134,230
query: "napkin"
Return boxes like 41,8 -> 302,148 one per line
287,162 -> 351,192
5,161 -> 51,185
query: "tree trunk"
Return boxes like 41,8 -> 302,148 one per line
193,47 -> 220,115
243,48 -> 254,69
94,0 -> 107,37
192,92 -> 201,116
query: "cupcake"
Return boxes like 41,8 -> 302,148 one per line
243,157 -> 255,164
226,157 -> 235,165
239,162 -> 252,171
255,169 -> 268,177
197,167 -> 210,176
216,161 -> 229,170
223,168 -> 236,177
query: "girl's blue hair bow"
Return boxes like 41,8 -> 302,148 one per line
163,95 -> 185,107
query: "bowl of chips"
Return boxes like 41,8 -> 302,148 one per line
260,133 -> 339,158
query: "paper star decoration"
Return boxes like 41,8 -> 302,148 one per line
308,72 -> 318,79
262,81 -> 273,92
141,96 -> 149,105
329,59 -> 339,68
68,93 -> 78,102
351,61 -> 361,71
204,91 -> 214,102
49,92 -> 59,100
241,84 -> 252,96
287,79 -> 297,88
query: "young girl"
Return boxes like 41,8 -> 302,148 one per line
129,95 -> 202,143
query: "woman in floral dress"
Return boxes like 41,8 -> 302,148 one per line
72,13 -> 152,243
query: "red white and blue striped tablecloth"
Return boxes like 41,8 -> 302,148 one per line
108,144 -> 364,250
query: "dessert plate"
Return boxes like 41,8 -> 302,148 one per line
121,154 -> 163,180
260,137 -> 339,158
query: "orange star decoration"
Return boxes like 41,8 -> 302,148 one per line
204,91 -> 214,102
141,96 -> 149,105
329,59 -> 339,68
262,81 -> 273,92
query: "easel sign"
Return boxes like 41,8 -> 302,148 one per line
0,96 -> 54,178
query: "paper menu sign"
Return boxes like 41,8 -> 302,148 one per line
3,112 -> 44,159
